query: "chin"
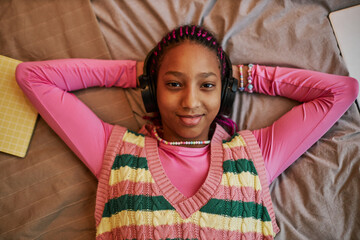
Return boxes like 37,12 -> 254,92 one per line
176,127 -> 207,141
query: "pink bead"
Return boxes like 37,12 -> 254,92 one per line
191,26 -> 195,35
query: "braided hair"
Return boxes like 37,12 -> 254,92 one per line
149,25 -> 226,81
146,24 -> 238,136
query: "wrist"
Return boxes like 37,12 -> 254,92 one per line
232,65 -> 249,88
233,64 -> 254,93
246,64 -> 254,93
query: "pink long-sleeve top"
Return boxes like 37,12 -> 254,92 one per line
16,59 -> 358,197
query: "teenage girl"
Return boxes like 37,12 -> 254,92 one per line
16,25 -> 358,239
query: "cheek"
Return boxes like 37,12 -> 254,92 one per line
206,89 -> 222,114
157,87 -> 177,113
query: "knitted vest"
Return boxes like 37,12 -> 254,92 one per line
95,125 -> 279,239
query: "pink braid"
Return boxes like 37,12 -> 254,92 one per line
191,26 -> 195,35
215,115 -> 238,136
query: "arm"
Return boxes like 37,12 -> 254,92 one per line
16,59 -> 138,178
238,65 -> 358,183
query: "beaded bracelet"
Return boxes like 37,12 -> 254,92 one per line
246,63 -> 254,93
238,65 -> 245,92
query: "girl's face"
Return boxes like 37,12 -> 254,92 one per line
156,41 -> 222,144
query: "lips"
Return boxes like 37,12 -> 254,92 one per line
177,114 -> 204,126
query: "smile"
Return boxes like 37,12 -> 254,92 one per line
177,114 -> 204,127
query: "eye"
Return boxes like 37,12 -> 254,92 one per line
166,82 -> 182,88
201,83 -> 216,89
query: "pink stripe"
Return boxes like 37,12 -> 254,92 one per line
120,140 -> 146,157
96,231 -> 112,240
97,223 -> 273,239
213,185 -> 263,204
199,226 -> 274,240
223,145 -> 249,161
109,180 -> 161,198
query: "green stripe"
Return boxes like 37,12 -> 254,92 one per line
223,159 -> 258,175
102,194 -> 175,218
103,195 -> 270,222
222,133 -> 240,144
112,154 -> 148,170
201,198 -> 271,221
126,129 -> 145,137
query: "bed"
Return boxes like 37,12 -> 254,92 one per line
1,0 -> 359,239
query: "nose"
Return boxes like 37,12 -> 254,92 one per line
181,86 -> 201,110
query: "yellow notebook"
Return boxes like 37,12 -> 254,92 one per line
0,55 -> 38,157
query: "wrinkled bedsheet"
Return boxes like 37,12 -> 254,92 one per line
1,0 -> 359,239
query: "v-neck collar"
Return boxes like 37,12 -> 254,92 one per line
145,124 -> 230,219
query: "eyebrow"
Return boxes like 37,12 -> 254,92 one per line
198,72 -> 218,78
164,71 -> 184,78
164,71 -> 218,78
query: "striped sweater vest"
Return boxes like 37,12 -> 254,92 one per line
95,125 -> 279,239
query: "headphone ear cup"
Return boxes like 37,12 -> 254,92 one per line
220,76 -> 238,116
219,52 -> 238,116
139,74 -> 158,113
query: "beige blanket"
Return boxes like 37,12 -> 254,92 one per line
1,0 -> 359,239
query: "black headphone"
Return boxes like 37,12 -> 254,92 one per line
139,48 -> 238,116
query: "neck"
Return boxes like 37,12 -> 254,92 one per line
152,127 -> 211,147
